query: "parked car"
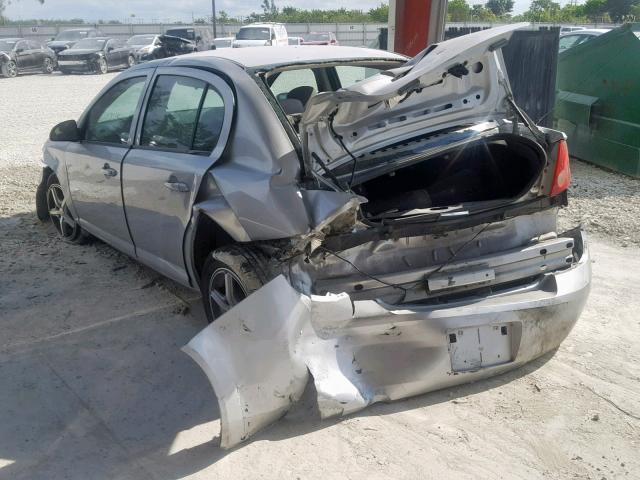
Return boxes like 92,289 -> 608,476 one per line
0,38 -> 56,77
46,27 -> 102,55
559,28 -> 609,51
288,36 -> 304,45
37,25 -> 590,449
126,34 -> 197,63
164,26 -> 213,51
57,37 -> 135,74
233,23 -> 288,48
302,31 -> 339,45
213,36 -> 234,49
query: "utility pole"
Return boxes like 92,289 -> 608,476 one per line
211,0 -> 217,39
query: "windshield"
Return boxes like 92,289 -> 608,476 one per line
166,29 -> 195,40
304,33 -> 330,42
55,30 -> 88,41
127,35 -> 156,46
237,27 -> 270,41
0,39 -> 17,51
71,39 -> 106,50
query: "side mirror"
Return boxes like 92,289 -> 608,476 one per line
15,47 -> 24,53
107,46 -> 114,52
50,120 -> 81,142
196,36 -> 202,42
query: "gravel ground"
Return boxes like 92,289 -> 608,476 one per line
1,72 -> 639,480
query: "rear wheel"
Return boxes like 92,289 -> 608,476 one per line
2,60 -> 17,78
42,57 -> 54,74
200,246 -> 268,323
45,175 -> 88,244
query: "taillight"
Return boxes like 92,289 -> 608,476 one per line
550,139 -> 571,196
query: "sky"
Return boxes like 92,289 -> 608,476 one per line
4,0 -> 543,21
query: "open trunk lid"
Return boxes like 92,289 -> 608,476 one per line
301,23 -> 530,174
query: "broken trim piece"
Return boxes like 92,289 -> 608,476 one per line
183,276 -> 310,448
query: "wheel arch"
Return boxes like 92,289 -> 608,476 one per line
36,166 -> 55,221
186,200 -> 251,289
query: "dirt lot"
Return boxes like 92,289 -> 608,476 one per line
1,73 -> 639,480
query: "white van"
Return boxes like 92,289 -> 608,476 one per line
233,23 -> 288,48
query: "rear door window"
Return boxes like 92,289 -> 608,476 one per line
140,75 -> 226,153
141,76 -> 205,151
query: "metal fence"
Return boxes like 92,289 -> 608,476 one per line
0,22 -> 387,47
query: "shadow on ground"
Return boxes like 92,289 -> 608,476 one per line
0,211 -> 555,479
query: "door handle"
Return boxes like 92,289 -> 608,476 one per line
163,176 -> 190,192
101,163 -> 118,178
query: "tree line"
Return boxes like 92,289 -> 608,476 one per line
448,0 -> 639,23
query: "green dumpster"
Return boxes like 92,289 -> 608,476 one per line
554,23 -> 640,178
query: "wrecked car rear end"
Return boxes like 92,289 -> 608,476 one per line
184,24 -> 591,448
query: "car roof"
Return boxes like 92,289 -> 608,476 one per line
187,45 -> 406,69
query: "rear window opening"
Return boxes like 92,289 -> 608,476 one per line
353,134 -> 546,219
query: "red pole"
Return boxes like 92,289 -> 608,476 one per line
389,0 -> 448,56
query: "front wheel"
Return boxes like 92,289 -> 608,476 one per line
45,174 -> 88,244
127,55 -> 136,68
97,57 -> 108,74
200,246 -> 269,323
42,57 -> 54,74
2,60 -> 18,78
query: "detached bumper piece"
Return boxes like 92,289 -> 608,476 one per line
184,231 -> 591,449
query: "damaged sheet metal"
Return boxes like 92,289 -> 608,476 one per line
184,230 -> 591,448
183,276 -> 309,448
302,24 -> 529,172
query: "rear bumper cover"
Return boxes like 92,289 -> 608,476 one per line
184,230 -> 591,448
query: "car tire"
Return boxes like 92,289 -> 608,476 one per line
1,60 -> 18,78
200,245 -> 270,323
45,174 -> 89,244
97,57 -> 108,74
127,55 -> 136,68
42,57 -> 54,74
35,175 -> 50,221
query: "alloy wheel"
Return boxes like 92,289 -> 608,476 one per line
6,60 -> 17,78
46,183 -> 78,239
127,55 -> 135,68
98,57 -> 108,74
208,267 -> 247,316
43,58 -> 54,74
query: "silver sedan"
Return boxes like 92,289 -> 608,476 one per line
37,25 -> 590,448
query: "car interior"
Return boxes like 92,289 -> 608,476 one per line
264,62 -> 398,131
